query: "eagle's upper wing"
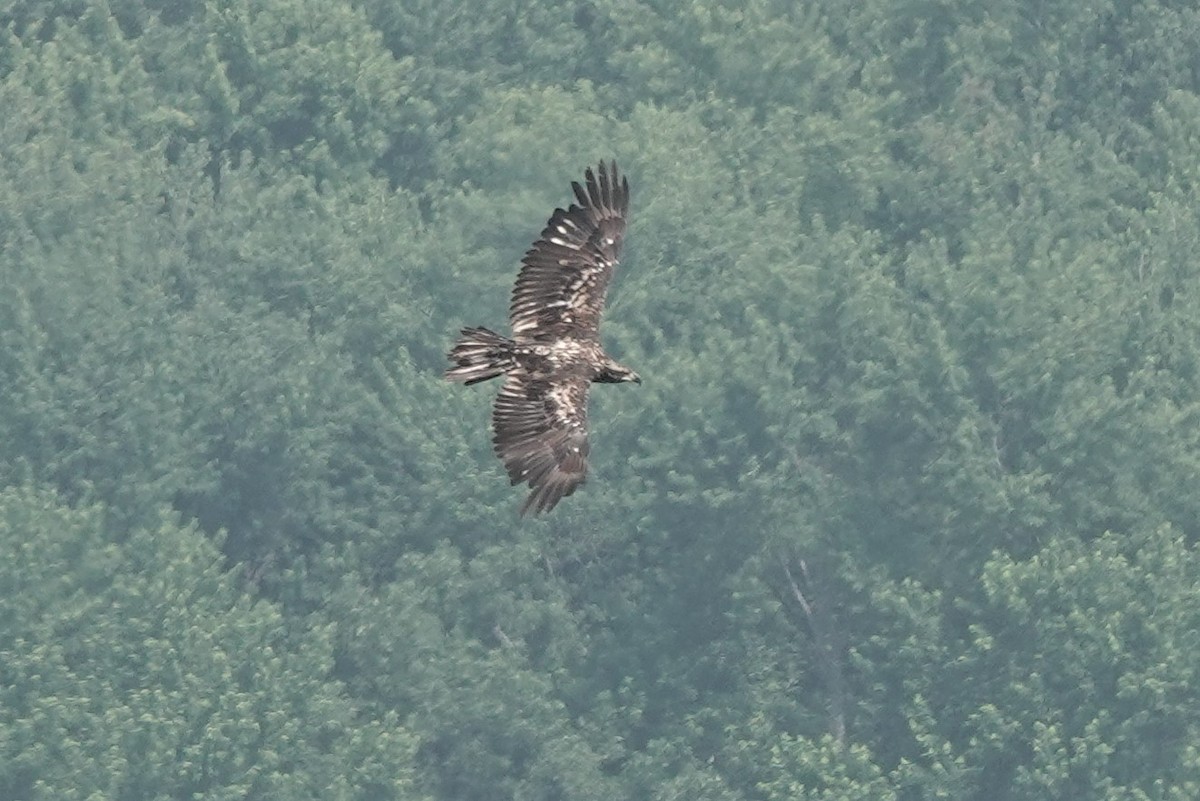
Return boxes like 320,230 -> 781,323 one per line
492,371 -> 592,515
509,161 -> 629,339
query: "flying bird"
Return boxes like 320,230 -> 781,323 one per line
445,162 -> 640,515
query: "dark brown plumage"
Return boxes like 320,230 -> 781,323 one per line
445,162 -> 640,515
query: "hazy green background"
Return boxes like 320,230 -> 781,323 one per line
3,0 -> 1199,798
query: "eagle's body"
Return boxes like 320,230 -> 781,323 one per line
445,162 -> 639,515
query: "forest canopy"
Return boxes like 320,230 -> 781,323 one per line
2,0 -> 1200,798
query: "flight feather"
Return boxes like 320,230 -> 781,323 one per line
509,161 -> 629,339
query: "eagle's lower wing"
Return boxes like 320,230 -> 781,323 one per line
509,161 -> 629,340
492,372 -> 591,515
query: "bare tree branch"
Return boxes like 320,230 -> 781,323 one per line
777,553 -> 847,748
492,623 -> 516,650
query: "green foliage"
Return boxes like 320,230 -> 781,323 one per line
4,0 -> 1200,798
887,527 -> 1200,800
0,485 -> 422,799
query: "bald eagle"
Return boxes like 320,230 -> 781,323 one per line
445,162 -> 640,515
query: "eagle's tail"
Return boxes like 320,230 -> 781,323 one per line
444,326 -> 516,385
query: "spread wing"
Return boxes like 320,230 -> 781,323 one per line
509,161 -> 630,340
492,371 -> 591,515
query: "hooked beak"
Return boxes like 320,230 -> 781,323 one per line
631,373 -> 642,384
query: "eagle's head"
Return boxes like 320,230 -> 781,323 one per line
597,361 -> 641,385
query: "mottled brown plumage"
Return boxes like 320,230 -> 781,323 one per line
445,162 -> 640,515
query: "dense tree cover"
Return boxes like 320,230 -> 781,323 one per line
2,0 -> 1199,797
0,485 -> 421,799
